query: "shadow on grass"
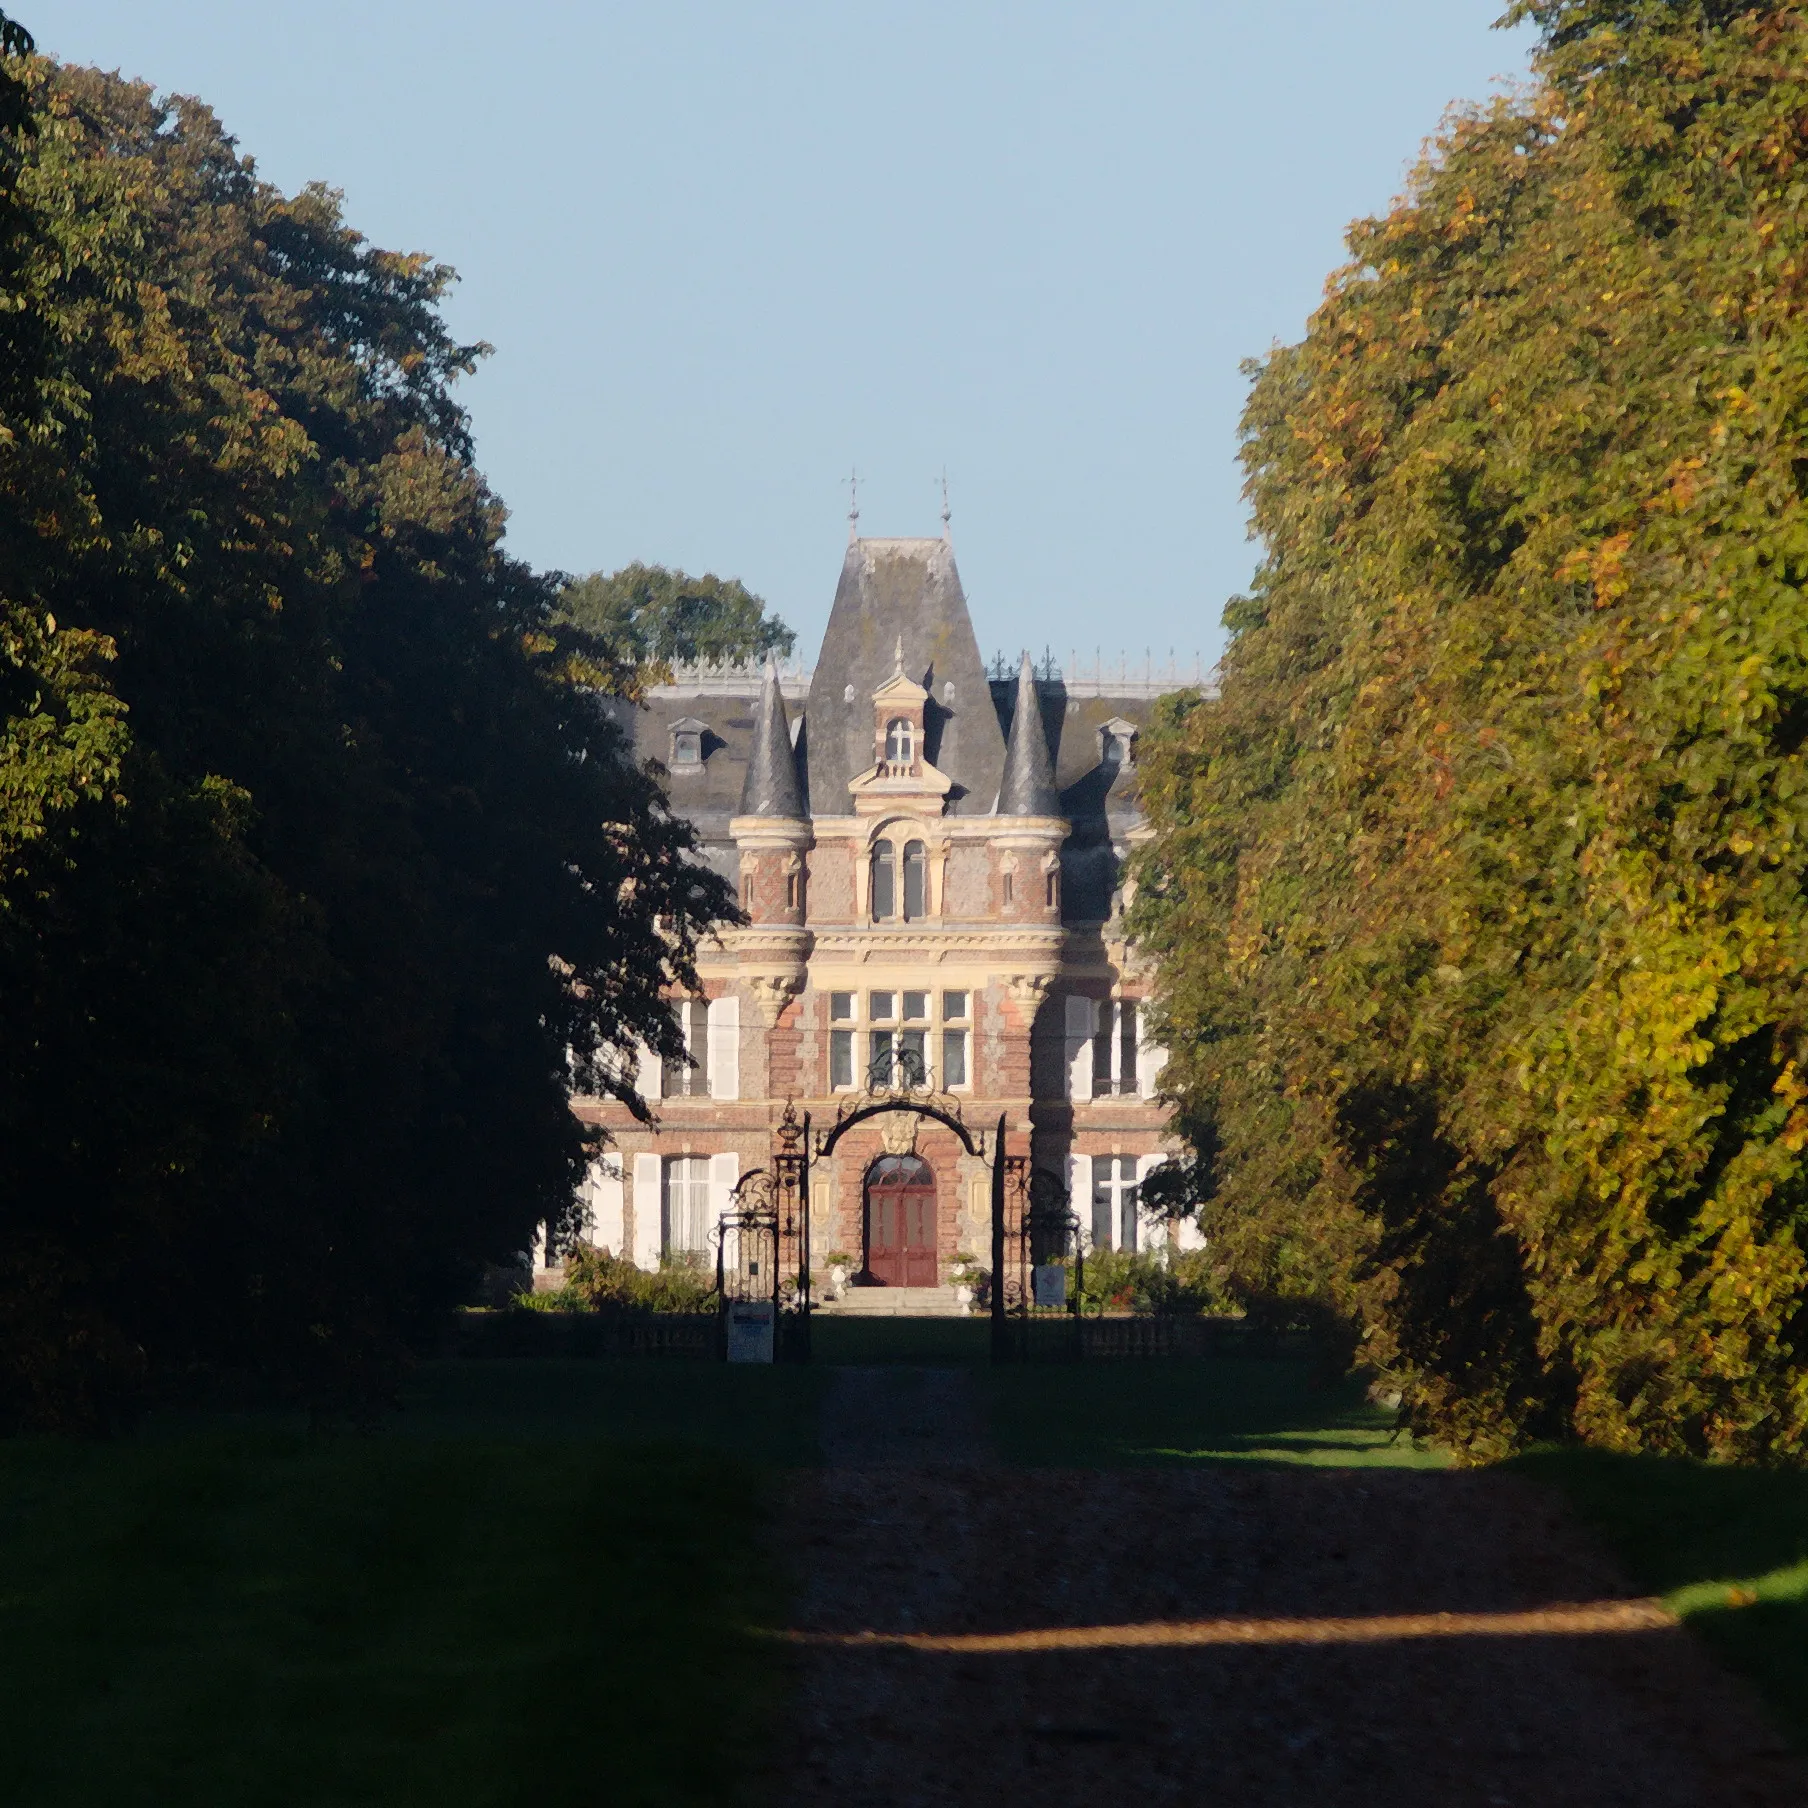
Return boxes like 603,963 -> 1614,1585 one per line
0,1431 -> 782,1807
1507,1447 -> 1808,1748
985,1357 -> 1447,1469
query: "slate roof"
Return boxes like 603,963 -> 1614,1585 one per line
803,538 -> 1005,817
606,525 -> 1199,921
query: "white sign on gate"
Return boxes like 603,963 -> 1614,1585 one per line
726,1298 -> 775,1364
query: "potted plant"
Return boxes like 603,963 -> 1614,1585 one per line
821,1252 -> 855,1301
947,1252 -> 983,1310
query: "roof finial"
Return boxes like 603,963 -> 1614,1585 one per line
939,468 -> 951,544
892,633 -> 905,678
845,466 -> 860,545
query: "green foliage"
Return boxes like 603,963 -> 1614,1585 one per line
562,1245 -> 717,1315
556,562 -> 793,678
1136,1 -> 1808,1460
0,63 -> 733,1427
1070,1248 -> 1233,1317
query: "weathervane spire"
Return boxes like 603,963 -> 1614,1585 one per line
939,468 -> 951,544
846,467 -> 860,544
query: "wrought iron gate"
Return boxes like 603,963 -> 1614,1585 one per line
996,1158 -> 1084,1360
712,1103 -> 812,1361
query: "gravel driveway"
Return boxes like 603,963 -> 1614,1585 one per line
774,1367 -> 1802,1807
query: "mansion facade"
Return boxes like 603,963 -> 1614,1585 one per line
567,531 -> 1196,1295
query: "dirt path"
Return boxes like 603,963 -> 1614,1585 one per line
776,1368 -> 1802,1807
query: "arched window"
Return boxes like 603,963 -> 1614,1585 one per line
885,718 -> 915,766
902,840 -> 927,919
870,839 -> 896,920
1046,868 -> 1059,909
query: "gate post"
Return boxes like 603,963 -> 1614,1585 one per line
796,1113 -> 812,1362
990,1112 -> 1009,1365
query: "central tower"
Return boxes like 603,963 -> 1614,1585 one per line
803,538 -> 1005,818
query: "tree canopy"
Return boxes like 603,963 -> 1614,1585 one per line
1136,0 -> 1808,1461
556,563 -> 793,676
0,55 -> 737,1426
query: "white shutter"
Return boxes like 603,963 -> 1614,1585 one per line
636,1040 -> 663,1102
1136,1007 -> 1168,1100
709,1152 -> 742,1262
587,1155 -> 625,1254
631,1153 -> 662,1268
707,993 -> 740,1100
1065,995 -> 1097,1101
1136,1153 -> 1165,1255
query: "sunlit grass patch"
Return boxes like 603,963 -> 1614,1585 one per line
986,1357 -> 1448,1468
1508,1448 -> 1808,1748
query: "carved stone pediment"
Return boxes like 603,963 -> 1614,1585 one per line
879,1113 -> 919,1156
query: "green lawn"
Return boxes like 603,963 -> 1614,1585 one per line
398,1355 -> 826,1462
985,1355 -> 1447,1468
1508,1447 -> 1808,1748
0,1426 -> 782,1807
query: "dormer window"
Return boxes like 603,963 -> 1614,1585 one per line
669,716 -> 709,768
884,718 -> 915,767
1099,718 -> 1138,769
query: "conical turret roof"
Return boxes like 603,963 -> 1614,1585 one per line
738,657 -> 805,819
996,652 -> 1061,817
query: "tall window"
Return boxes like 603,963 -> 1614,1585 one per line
830,989 -> 969,1090
1091,1000 -> 1139,1098
1045,868 -> 1059,910
829,991 -> 856,1088
662,999 -> 710,1097
1091,1156 -> 1140,1251
941,990 -> 970,1089
662,1156 -> 711,1258
885,718 -> 915,765
902,840 -> 927,919
871,839 -> 896,920
785,867 -> 801,911
867,990 -> 899,1085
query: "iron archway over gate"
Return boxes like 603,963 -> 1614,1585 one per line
810,1055 -> 1017,1362
730,1058 -> 1051,1364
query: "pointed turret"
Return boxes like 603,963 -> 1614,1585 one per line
738,658 -> 805,820
996,653 -> 1060,816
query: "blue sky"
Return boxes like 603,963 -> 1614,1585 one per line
42,2 -> 1535,668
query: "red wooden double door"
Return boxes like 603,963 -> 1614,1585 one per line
864,1155 -> 938,1286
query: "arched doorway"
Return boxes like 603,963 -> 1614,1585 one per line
864,1154 -> 938,1286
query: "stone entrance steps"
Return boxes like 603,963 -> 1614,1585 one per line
816,1285 -> 972,1318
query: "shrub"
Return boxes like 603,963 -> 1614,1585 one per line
1071,1247 -> 1234,1317
562,1245 -> 716,1316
